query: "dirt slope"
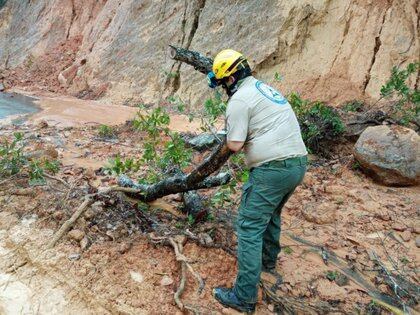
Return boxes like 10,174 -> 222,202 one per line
0,99 -> 419,314
0,0 -> 419,106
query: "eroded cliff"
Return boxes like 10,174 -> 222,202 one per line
0,0 -> 418,106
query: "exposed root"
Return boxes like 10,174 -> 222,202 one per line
153,236 -> 206,311
261,281 -> 341,314
44,173 -> 70,188
47,194 -> 94,248
171,239 -> 188,310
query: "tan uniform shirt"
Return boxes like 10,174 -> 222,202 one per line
226,76 -> 307,168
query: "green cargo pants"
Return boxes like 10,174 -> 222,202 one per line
233,156 -> 307,303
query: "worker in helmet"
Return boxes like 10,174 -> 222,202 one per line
208,50 -> 308,313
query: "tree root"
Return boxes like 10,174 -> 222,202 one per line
44,173 -> 70,188
47,194 -> 94,248
47,186 -> 144,248
151,236 -> 205,311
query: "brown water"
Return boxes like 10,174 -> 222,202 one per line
31,95 -> 202,132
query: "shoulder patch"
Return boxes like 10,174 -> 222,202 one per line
255,81 -> 287,105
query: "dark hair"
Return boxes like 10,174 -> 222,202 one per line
221,60 -> 252,96
233,60 -> 252,81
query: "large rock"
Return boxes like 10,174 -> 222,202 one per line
354,125 -> 420,186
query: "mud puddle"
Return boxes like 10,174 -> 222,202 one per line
27,94 -> 201,132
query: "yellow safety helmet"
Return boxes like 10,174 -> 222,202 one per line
212,49 -> 246,80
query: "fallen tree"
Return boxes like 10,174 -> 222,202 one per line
116,46 -> 233,203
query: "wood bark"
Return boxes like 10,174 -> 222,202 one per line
181,190 -> 207,221
168,45 -> 213,74
118,165 -> 232,202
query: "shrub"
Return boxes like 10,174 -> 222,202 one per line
0,133 -> 60,184
98,124 -> 116,139
104,155 -> 141,175
29,160 -> 46,186
204,91 -> 227,125
0,132 -> 26,177
342,100 -> 364,112
288,93 -> 345,153
380,62 -> 419,127
131,106 -> 192,183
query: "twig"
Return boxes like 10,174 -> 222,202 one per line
47,194 -> 94,248
44,173 -> 70,188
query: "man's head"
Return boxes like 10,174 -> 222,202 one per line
207,49 -> 251,96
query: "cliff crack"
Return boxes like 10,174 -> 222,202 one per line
363,4 -> 389,94
167,0 -> 206,94
66,0 -> 76,40
184,0 -> 205,50
329,3 -> 352,71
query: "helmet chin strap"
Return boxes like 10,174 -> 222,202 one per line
223,82 -> 238,97
222,64 -> 252,97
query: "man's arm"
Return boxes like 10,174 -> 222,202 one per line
226,99 -> 249,153
227,140 -> 244,152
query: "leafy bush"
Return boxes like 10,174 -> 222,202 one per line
43,159 -> 60,175
202,91 -> 227,129
0,132 -> 26,177
1,133 -> 61,184
29,160 -> 46,186
288,93 -> 345,153
131,106 -> 192,183
342,100 -> 364,112
104,155 -> 141,175
98,124 -> 116,139
380,62 -> 419,127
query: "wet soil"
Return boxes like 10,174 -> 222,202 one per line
0,95 -> 419,314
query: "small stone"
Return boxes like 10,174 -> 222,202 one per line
91,201 -> 105,213
53,210 -> 64,221
200,233 -> 214,246
0,82 -> 5,91
334,273 -> 349,286
401,230 -> 411,242
118,242 -> 132,254
68,229 -> 85,242
160,275 -> 173,286
68,253 -> 81,261
83,208 -> 95,220
301,202 -> 337,224
392,223 -> 406,232
80,236 -> 90,250
412,224 -> 420,234
415,236 -> 420,248
130,271 -> 144,283
37,120 -> 49,129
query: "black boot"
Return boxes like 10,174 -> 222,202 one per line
213,287 -> 256,313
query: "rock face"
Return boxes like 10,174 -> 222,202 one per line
0,1 -> 419,106
354,125 -> 420,186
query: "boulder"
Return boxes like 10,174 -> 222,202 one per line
354,125 -> 419,186
0,82 -> 4,91
58,64 -> 79,87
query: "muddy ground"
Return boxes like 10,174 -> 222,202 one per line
0,95 -> 419,314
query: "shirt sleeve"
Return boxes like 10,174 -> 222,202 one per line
226,99 -> 249,142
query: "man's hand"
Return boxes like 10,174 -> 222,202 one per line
227,140 -> 244,152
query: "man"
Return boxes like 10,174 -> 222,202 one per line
207,49 -> 307,313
